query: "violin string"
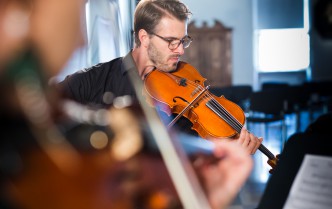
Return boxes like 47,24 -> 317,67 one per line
185,81 -> 243,131
186,81 -> 243,133
185,81 -> 236,129
207,95 -> 243,132
208,98 -> 242,131
205,94 -> 275,159
184,80 -> 276,160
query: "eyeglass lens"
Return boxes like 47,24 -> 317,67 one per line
170,36 -> 192,49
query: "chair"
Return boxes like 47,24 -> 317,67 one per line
210,85 -> 253,112
261,82 -> 290,91
302,81 -> 332,122
283,85 -> 311,132
246,89 -> 289,150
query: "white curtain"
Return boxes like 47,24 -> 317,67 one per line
56,0 -> 135,81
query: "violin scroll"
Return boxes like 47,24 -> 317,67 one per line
268,154 -> 280,174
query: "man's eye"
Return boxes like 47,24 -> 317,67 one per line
170,40 -> 180,45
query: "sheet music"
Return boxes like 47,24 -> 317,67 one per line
283,154 -> 332,209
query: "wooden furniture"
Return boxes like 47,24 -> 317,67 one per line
181,20 -> 233,88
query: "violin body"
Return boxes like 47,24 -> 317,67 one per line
144,62 -> 278,171
144,61 -> 245,139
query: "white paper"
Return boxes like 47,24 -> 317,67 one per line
283,154 -> 332,209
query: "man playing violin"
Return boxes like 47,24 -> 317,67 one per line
1,0 -> 256,209
59,0 -> 263,156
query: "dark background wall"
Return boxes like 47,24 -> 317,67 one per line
311,0 -> 332,81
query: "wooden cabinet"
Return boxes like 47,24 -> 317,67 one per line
181,20 -> 232,88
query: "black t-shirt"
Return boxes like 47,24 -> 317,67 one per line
58,52 -> 198,136
58,56 -> 136,108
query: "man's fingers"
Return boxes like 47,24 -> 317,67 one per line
250,136 -> 263,154
246,133 -> 257,154
237,128 -> 247,145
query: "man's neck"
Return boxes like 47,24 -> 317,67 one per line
131,47 -> 155,80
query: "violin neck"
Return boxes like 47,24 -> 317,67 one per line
205,98 -> 277,160
237,127 -> 275,160
258,144 -> 276,160
225,119 -> 276,160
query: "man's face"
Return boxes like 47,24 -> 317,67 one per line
147,17 -> 187,72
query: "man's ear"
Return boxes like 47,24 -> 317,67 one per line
138,29 -> 150,48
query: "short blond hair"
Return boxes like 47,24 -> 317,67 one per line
133,0 -> 191,47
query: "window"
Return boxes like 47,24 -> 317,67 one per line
257,28 -> 310,72
254,0 -> 310,73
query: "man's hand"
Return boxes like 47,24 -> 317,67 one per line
194,141 -> 253,209
234,127 -> 263,155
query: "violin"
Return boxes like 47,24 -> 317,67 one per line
2,50 -> 211,209
144,61 -> 278,171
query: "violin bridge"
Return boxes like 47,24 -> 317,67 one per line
179,78 -> 187,86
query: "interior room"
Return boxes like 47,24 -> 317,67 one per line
57,0 -> 332,206
1,0 -> 332,209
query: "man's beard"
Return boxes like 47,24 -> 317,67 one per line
147,42 -> 179,72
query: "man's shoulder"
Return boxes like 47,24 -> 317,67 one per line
81,57 -> 123,74
58,57 -> 123,91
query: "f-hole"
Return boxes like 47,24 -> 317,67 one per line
173,96 -> 199,108
173,96 -> 189,104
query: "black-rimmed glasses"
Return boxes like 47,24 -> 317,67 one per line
151,33 -> 193,50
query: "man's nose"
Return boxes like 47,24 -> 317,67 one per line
174,43 -> 185,55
